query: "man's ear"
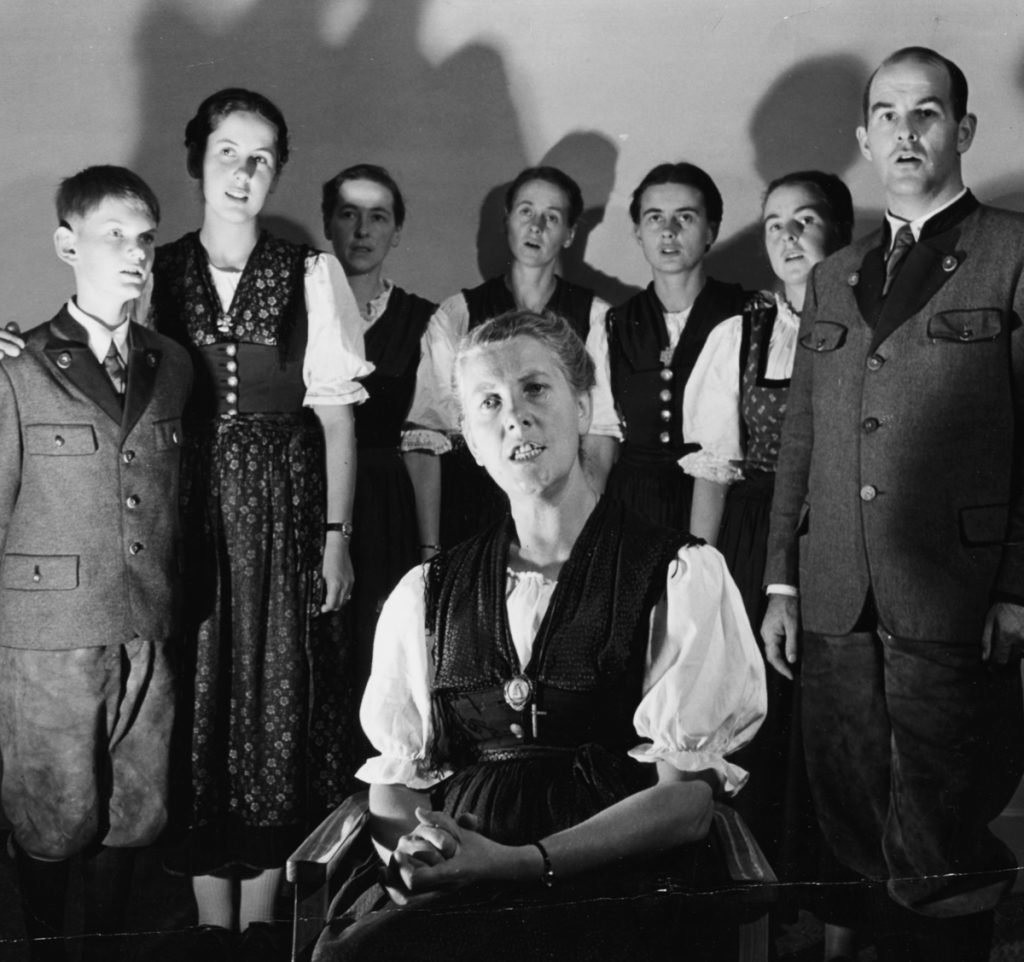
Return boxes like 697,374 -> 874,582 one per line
856,125 -> 872,163
390,226 -> 403,250
54,225 -> 77,266
957,112 -> 978,155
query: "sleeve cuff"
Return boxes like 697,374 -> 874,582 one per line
679,450 -> 743,484
627,744 -> 749,796
766,584 -> 798,597
400,429 -> 453,455
304,385 -> 369,407
355,754 -> 452,791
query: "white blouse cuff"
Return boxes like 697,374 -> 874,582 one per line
356,754 -> 453,791
628,744 -> 749,796
304,385 -> 369,407
679,450 -> 743,484
400,428 -> 453,455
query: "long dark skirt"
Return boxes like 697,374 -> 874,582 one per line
716,471 -> 819,886
168,413 -> 354,874
603,445 -> 694,533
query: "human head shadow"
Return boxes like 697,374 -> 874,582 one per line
474,130 -> 639,305
129,0 -> 528,302
708,53 -> 872,290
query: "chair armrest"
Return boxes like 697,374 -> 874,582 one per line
711,802 -> 777,885
287,790 -> 370,889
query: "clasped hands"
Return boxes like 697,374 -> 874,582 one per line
384,806 -> 512,905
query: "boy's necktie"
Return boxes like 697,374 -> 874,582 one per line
103,342 -> 127,400
882,223 -> 915,297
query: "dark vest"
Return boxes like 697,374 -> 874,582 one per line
356,287 -> 435,449
424,499 -> 690,766
739,296 -> 790,472
151,231 -> 311,419
608,278 -> 746,458
463,274 -> 594,342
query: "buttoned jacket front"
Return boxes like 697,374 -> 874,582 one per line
0,309 -> 192,649
765,197 -> 1024,642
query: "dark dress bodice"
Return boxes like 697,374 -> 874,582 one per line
607,278 -> 746,463
463,274 -> 594,340
151,230 -> 312,420
355,286 -> 435,449
739,297 -> 791,473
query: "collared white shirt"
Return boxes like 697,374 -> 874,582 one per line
884,187 -> 968,249
66,298 -> 130,366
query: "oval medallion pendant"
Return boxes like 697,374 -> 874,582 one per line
503,676 -> 533,712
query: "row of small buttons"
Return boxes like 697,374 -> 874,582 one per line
223,343 -> 239,416
658,366 -> 674,445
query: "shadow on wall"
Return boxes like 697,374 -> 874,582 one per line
129,0 -> 529,302
473,130 -> 639,307
983,42 -> 1024,214
708,53 -> 878,291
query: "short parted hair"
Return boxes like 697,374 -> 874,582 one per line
453,310 -> 596,418
321,164 -> 406,230
184,88 -> 290,180
629,162 -> 724,227
763,170 -> 855,248
56,165 -> 160,227
504,166 -> 584,228
862,47 -> 969,123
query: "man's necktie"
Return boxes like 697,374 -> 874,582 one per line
103,342 -> 127,400
882,223 -> 915,297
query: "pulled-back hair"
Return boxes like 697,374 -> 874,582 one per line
763,170 -> 855,248
453,309 -> 595,420
184,87 -> 290,180
321,163 -> 406,230
504,166 -> 584,228
55,165 -> 160,227
862,47 -> 969,122
629,161 -> 723,226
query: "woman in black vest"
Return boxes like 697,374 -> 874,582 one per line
148,89 -> 370,958
604,162 -> 746,539
404,166 -> 621,550
321,164 -> 437,701
682,170 -> 855,960
313,311 -> 764,961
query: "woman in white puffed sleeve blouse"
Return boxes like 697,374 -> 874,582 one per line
146,88 -> 372,954
313,310 -> 764,962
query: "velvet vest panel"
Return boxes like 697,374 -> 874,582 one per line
425,499 -> 689,766
463,274 -> 594,342
151,231 -> 311,419
608,278 -> 746,456
355,288 -> 435,449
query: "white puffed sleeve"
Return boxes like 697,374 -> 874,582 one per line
399,294 -> 468,452
356,564 -> 453,790
630,544 -> 766,795
586,298 -> 623,440
302,252 -> 374,406
679,315 -> 744,484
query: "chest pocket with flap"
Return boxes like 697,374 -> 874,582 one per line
25,423 -> 97,456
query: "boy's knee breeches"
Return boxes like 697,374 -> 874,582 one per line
0,638 -> 173,860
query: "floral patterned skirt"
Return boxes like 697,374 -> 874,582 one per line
170,412 -> 361,874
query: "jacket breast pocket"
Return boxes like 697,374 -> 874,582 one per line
928,309 -> 1003,343
24,423 -> 97,456
799,321 -> 847,353
153,418 -> 184,451
2,554 -> 79,590
959,503 -> 1009,546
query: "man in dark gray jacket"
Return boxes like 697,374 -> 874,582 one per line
763,47 -> 1024,961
